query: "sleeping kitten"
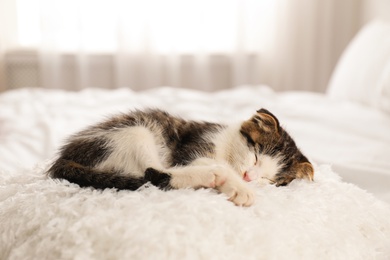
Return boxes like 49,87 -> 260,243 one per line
47,108 -> 314,206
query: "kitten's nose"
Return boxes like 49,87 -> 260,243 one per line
243,172 -> 251,182
243,170 -> 258,182
242,169 -> 259,182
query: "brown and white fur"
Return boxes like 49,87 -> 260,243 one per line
47,108 -> 314,207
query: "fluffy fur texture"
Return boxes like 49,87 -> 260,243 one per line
1,164 -> 390,259
47,108 -> 313,206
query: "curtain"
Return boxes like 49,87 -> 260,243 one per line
0,0 -> 18,92
265,0 -> 363,91
2,0 -> 363,92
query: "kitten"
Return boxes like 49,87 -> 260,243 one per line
47,108 -> 314,206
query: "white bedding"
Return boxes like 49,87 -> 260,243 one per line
1,86 -> 390,259
1,85 -> 390,203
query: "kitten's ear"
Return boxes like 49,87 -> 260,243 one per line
297,162 -> 314,181
240,108 -> 280,144
255,108 -> 280,134
240,120 -> 260,145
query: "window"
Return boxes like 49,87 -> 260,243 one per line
15,0 -> 275,53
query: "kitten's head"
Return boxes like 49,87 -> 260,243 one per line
239,108 -> 314,186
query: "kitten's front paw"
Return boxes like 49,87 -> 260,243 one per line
207,165 -> 229,188
218,180 -> 255,207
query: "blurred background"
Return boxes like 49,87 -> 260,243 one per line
0,0 -> 389,93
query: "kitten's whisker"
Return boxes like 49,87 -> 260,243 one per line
261,177 -> 276,184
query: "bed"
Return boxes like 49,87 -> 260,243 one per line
1,21 -> 390,259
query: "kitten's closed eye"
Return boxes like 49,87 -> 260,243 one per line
254,154 -> 258,165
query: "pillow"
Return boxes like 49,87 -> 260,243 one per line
327,20 -> 390,114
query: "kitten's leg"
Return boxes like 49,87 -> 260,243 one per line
144,165 -> 224,191
167,158 -> 255,206
168,164 -> 227,189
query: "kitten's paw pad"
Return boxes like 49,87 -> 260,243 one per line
219,181 -> 255,207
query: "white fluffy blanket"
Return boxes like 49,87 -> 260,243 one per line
1,163 -> 390,259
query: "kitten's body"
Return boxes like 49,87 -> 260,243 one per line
48,108 -> 313,206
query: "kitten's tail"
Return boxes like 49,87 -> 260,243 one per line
47,159 -> 154,190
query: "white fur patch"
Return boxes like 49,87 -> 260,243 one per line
96,126 -> 167,176
245,154 -> 282,184
258,154 -> 281,180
